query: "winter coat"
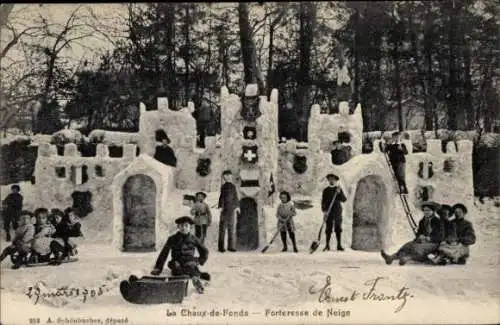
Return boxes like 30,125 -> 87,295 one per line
191,202 -> 212,225
154,145 -> 177,167
440,217 -> 458,243
13,223 -> 35,252
416,215 -> 443,243
331,147 -> 351,165
321,186 -> 347,217
154,232 -> 209,271
384,143 -> 408,164
2,193 -> 23,220
51,222 -> 82,249
218,182 -> 239,213
455,218 -> 476,246
32,223 -> 56,255
276,201 -> 297,232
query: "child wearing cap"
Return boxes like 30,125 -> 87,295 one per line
2,184 -> 23,242
321,173 -> 347,251
153,129 -> 177,167
380,132 -> 409,194
381,201 -> 443,265
190,192 -> 212,244
436,203 -> 476,265
0,211 -> 34,269
217,170 -> 240,252
151,216 -> 209,294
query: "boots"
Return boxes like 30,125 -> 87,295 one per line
0,247 -> 9,263
5,230 -> 11,242
11,252 -> 26,269
289,232 -> 298,253
381,250 -> 394,265
280,232 -> 288,252
192,277 -> 204,294
323,232 -> 331,251
335,231 -> 344,251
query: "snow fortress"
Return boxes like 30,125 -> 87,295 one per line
33,84 -> 474,252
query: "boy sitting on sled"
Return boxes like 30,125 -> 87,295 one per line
151,216 -> 209,293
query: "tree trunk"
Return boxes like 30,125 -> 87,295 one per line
266,24 -> 275,98
353,8 -> 361,105
446,3 -> 458,130
183,5 -> 190,106
296,2 -> 316,141
165,3 -> 176,109
423,2 -> 435,130
391,19 -> 404,131
237,2 -> 265,95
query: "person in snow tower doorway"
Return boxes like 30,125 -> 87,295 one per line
321,174 -> 347,251
381,201 -> 443,265
153,129 -> 177,167
190,192 -> 212,244
330,140 -> 352,165
0,211 -> 34,269
2,184 -> 23,242
151,216 -> 209,294
217,170 -> 240,253
381,132 -> 409,194
434,203 -> 476,265
276,191 -> 298,252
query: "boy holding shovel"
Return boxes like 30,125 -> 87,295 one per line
321,174 -> 347,251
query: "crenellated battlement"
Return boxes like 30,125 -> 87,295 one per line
38,143 -> 139,160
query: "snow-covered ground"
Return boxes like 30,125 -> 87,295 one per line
1,183 -> 499,324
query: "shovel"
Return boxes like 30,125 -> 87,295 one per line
261,215 -> 294,253
309,190 -> 339,254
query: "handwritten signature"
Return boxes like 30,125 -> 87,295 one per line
309,276 -> 414,313
26,282 -> 107,305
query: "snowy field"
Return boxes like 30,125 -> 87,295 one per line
1,183 -> 499,324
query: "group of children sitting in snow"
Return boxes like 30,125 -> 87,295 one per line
381,201 -> 476,266
1,185 -> 83,269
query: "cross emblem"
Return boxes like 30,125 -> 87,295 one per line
246,130 -> 255,138
244,150 -> 257,162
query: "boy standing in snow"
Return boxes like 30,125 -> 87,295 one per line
217,170 -> 240,252
381,132 -> 409,194
151,216 -> 209,293
190,192 -> 212,244
321,174 -> 347,251
2,184 -> 23,242
276,191 -> 298,252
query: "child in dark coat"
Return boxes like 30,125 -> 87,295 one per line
154,130 -> 177,167
151,216 -> 209,293
436,203 -> 476,265
381,132 -> 409,194
190,192 -> 212,244
321,174 -> 347,251
50,208 -> 83,264
381,201 -> 443,265
276,191 -> 298,252
2,184 -> 23,241
0,211 -> 34,269
330,141 -> 352,165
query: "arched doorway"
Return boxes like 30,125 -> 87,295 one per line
236,197 -> 259,251
122,174 -> 156,252
352,175 -> 387,251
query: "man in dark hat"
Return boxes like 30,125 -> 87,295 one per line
2,184 -> 23,242
321,173 -> 347,251
151,216 -> 209,293
380,132 -> 408,194
190,192 -> 212,244
381,201 -> 443,265
435,203 -> 476,265
153,129 -> 177,167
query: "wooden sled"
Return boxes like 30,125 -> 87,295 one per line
26,257 -> 79,267
120,274 -> 190,304
10,252 -> 78,268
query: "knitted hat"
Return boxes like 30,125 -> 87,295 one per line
175,216 -> 195,225
421,201 -> 440,211
452,203 -> 468,214
326,173 -> 339,181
